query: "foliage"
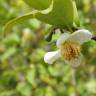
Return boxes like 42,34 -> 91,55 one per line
0,0 -> 96,96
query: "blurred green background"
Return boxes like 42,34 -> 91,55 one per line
0,0 -> 96,96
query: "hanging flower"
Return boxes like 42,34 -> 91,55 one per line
44,29 -> 92,67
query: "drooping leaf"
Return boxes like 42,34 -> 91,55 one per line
4,0 -> 74,35
23,0 -> 52,10
36,0 -> 74,27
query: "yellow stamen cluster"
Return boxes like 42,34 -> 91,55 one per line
60,41 -> 81,61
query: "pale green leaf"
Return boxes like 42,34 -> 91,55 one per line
36,0 -> 74,27
4,0 -> 74,35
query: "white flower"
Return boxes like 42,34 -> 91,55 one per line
44,29 -> 92,67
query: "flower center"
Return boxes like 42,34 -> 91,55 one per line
60,41 -> 81,61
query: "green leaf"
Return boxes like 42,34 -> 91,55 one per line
4,0 -> 74,35
72,0 -> 80,27
3,33 -> 20,46
36,0 -> 74,27
26,69 -> 36,87
17,83 -> 32,96
1,47 -> 17,61
35,88 -> 45,96
23,0 -> 52,10
3,13 -> 35,35
45,86 -> 56,96
85,80 -> 96,94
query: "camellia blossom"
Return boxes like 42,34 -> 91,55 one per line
44,29 -> 92,67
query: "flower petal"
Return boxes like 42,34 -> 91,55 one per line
68,29 -> 92,44
64,53 -> 83,68
56,33 -> 70,48
44,50 -> 61,64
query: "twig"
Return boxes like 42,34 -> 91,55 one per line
92,36 -> 96,41
45,26 -> 58,41
72,68 -> 77,86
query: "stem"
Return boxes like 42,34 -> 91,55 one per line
45,26 -> 58,41
92,35 -> 96,41
71,68 -> 80,96
72,68 -> 77,86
